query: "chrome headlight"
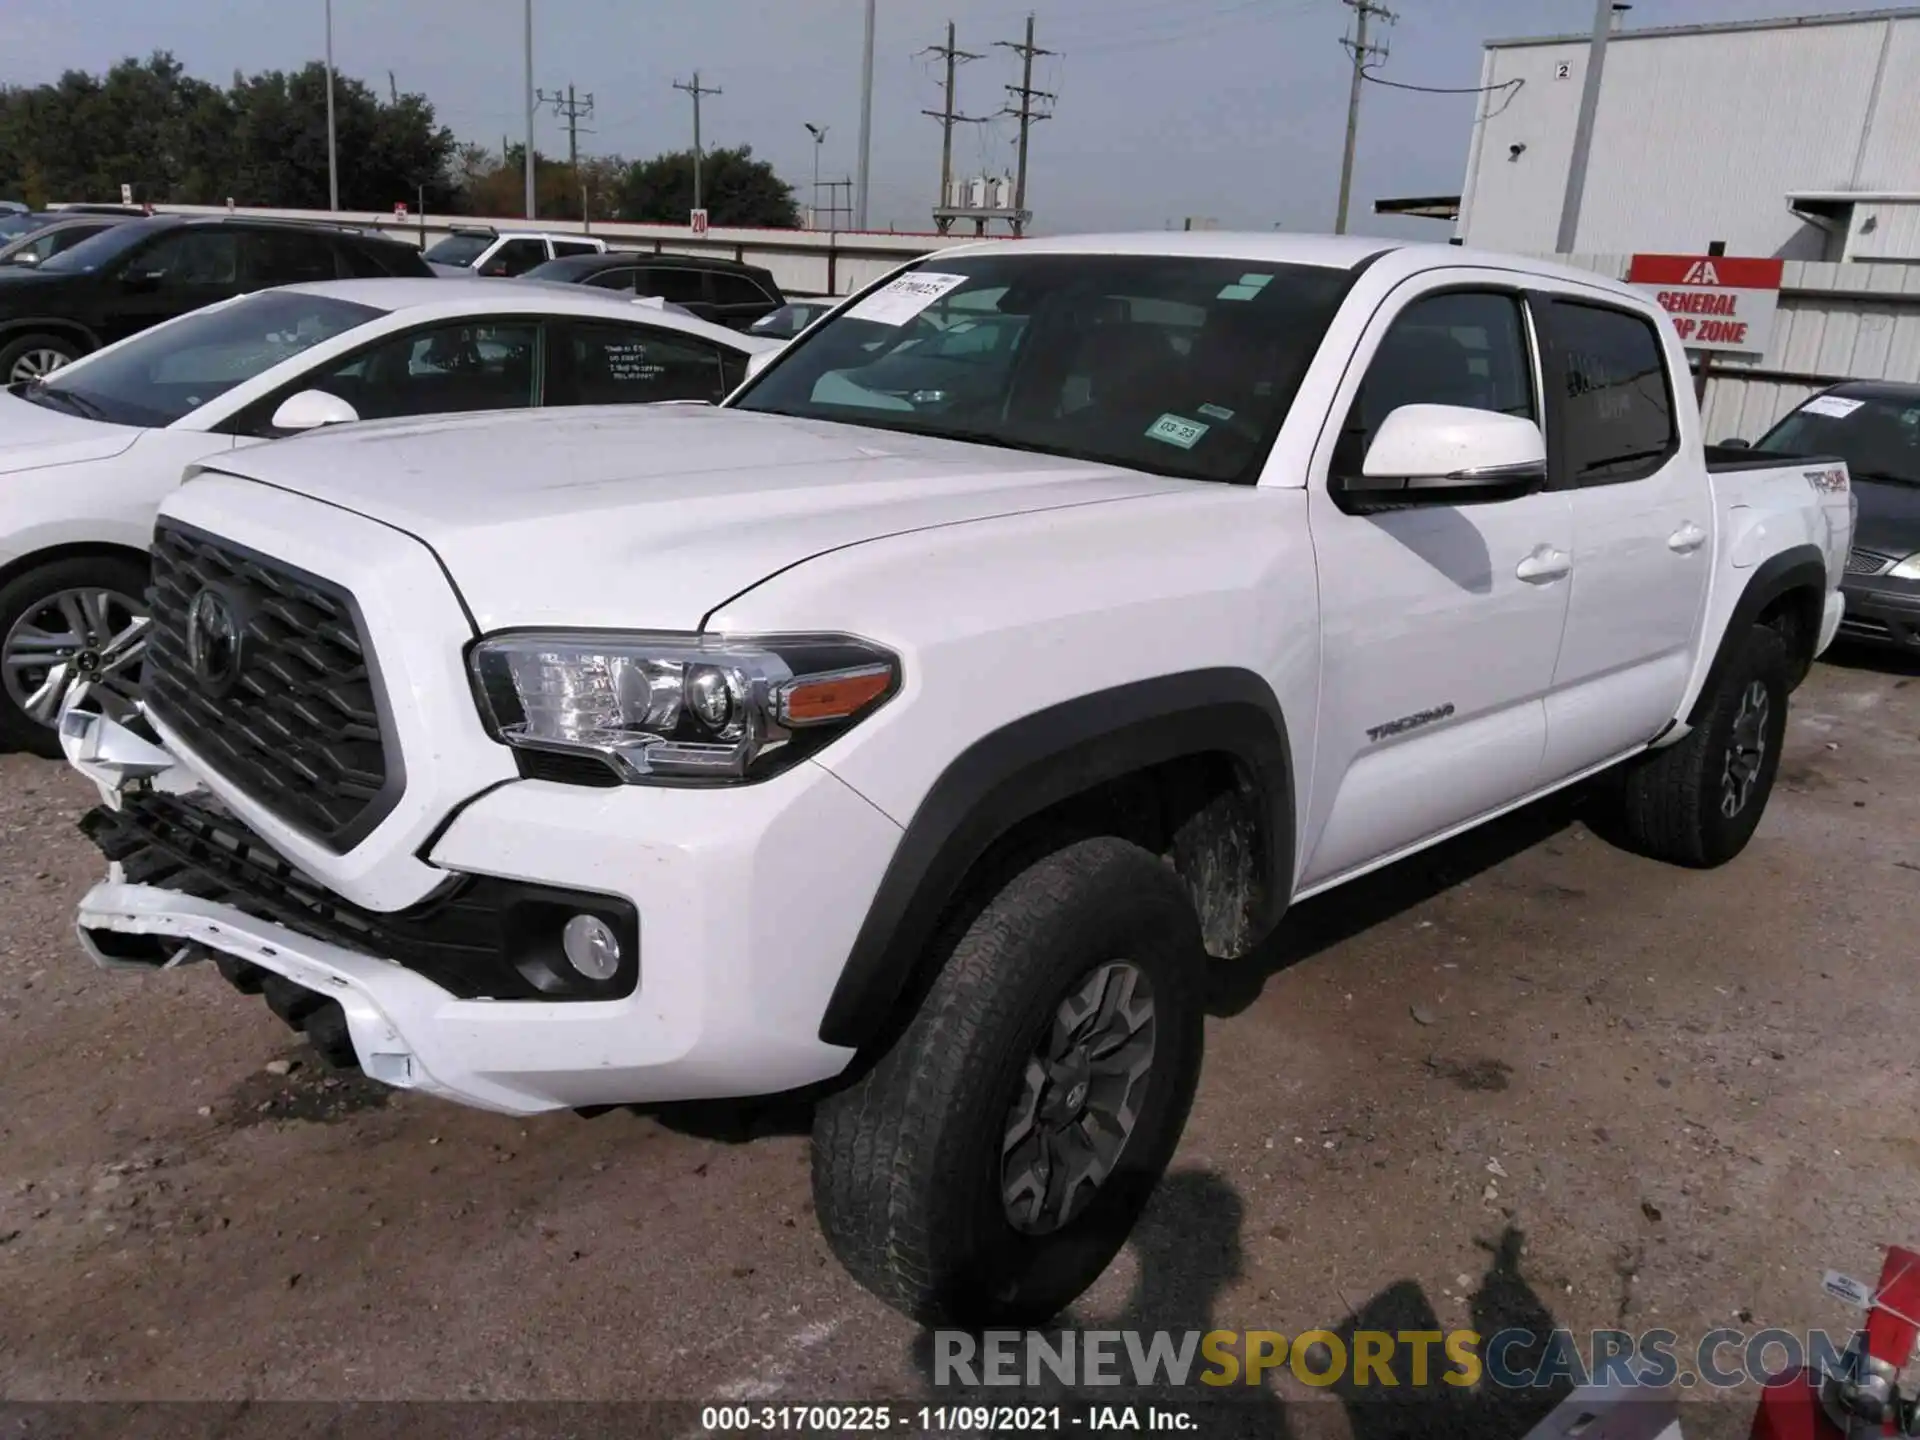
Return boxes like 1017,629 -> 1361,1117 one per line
1889,552 -> 1920,581
469,631 -> 899,784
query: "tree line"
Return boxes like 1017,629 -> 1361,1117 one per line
0,53 -> 801,228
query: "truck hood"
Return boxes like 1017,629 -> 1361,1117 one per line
0,386 -> 142,475
202,405 -> 1191,630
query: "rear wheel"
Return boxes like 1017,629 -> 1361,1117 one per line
1611,623 -> 1790,868
0,555 -> 150,757
811,836 -> 1206,1327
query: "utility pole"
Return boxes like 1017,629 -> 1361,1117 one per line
855,0 -> 876,229
1335,0 -> 1395,235
323,0 -> 339,212
672,71 -> 723,213
1556,0 -> 1617,253
537,84 -> 596,175
995,14 -> 1055,237
921,21 -> 987,224
522,0 -> 537,219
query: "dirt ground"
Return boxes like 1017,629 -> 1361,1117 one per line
2,649 -> 1917,1438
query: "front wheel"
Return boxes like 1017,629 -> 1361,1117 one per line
811,836 -> 1206,1328
0,555 -> 150,757
1610,623 -> 1790,868
0,332 -> 83,386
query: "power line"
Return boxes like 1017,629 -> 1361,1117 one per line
671,71 -> 722,214
536,84 -> 595,174
1362,70 -> 1522,96
1335,0 -> 1396,235
995,14 -> 1055,237
920,20 -> 991,230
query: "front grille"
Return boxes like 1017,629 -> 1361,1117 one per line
1846,547 -> 1896,577
144,521 -> 400,852
82,791 -> 638,1002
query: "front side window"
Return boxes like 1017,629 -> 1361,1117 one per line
1541,300 -> 1676,484
285,319 -> 540,424
1335,289 -> 1536,475
130,230 -> 240,286
21,290 -> 382,428
554,321 -> 731,405
729,254 -> 1354,484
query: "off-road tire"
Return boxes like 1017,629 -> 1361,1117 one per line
1614,623 -> 1790,868
811,836 -> 1206,1328
0,554 -> 150,757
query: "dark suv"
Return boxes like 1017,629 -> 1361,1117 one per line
0,215 -> 433,384
519,251 -> 786,330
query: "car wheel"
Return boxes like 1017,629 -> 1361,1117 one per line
811,835 -> 1206,1327
0,332 -> 84,386
1611,623 -> 1791,869
0,555 -> 151,757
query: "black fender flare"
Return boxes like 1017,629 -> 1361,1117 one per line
1686,543 -> 1829,726
817,668 -> 1296,1050
0,316 -> 101,351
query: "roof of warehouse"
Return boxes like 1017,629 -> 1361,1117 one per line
1487,5 -> 1920,49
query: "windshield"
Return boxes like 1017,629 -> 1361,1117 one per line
424,233 -> 492,267
24,290 -> 383,427
728,253 -> 1353,483
1755,391 -> 1920,484
37,219 -> 165,274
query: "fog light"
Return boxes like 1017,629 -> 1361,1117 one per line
561,913 -> 622,980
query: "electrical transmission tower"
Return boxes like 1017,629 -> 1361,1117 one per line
921,21 -> 989,233
1335,0 -> 1396,235
994,15 -> 1055,237
536,84 -> 596,173
671,71 -> 723,212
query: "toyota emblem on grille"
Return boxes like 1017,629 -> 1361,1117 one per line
185,587 -> 243,694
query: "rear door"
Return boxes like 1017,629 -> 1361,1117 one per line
1300,275 -> 1574,890
1535,294 -> 1711,779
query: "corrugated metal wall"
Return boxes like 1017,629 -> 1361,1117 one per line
1555,252 -> 1920,439
1461,13 -> 1920,259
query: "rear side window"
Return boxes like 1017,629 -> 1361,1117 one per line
712,274 -> 771,307
1542,300 -> 1677,485
552,239 -> 600,258
553,321 -> 731,405
637,268 -> 707,305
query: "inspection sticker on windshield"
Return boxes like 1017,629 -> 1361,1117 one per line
1198,403 -> 1236,421
844,272 -> 970,326
1146,414 -> 1210,449
1800,394 -> 1865,419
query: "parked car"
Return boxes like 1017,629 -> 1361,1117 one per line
1740,379 -> 1918,652
0,277 -> 778,751
58,234 -> 1849,1327
521,250 -> 786,330
0,214 -> 435,384
0,210 -> 56,244
422,227 -> 607,277
748,296 -> 837,340
0,214 -> 132,270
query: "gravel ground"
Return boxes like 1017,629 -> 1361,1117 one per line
1,651 -> 1916,1438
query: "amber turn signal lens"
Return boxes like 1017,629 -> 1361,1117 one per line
781,666 -> 894,726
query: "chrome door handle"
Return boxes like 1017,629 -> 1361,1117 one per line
1668,522 -> 1707,554
1516,546 -> 1572,583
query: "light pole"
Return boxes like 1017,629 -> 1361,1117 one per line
804,122 -> 827,229
324,0 -> 339,211
523,0 -> 537,219
854,0 -> 874,229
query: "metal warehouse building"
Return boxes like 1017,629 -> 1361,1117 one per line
1379,7 -> 1920,438
1455,7 -> 1920,259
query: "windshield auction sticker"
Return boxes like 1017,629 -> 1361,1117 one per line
845,272 -> 970,326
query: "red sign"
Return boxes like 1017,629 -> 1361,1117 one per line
394,201 -> 408,219
690,207 -> 709,237
1627,253 -> 1784,355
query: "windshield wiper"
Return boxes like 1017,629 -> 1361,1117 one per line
23,383 -> 108,421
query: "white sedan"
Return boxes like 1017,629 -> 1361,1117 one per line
0,277 -> 780,754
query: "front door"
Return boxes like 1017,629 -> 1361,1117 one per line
101,229 -> 242,344
1299,278 -> 1573,891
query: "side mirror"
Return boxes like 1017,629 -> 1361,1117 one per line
743,348 -> 779,380
1340,404 -> 1548,509
269,389 -> 360,432
11,251 -> 40,267
1719,437 -> 1750,449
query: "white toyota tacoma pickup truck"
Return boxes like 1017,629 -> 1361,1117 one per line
58,235 -> 1852,1326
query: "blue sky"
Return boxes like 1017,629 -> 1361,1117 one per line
0,0 -> 1884,236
